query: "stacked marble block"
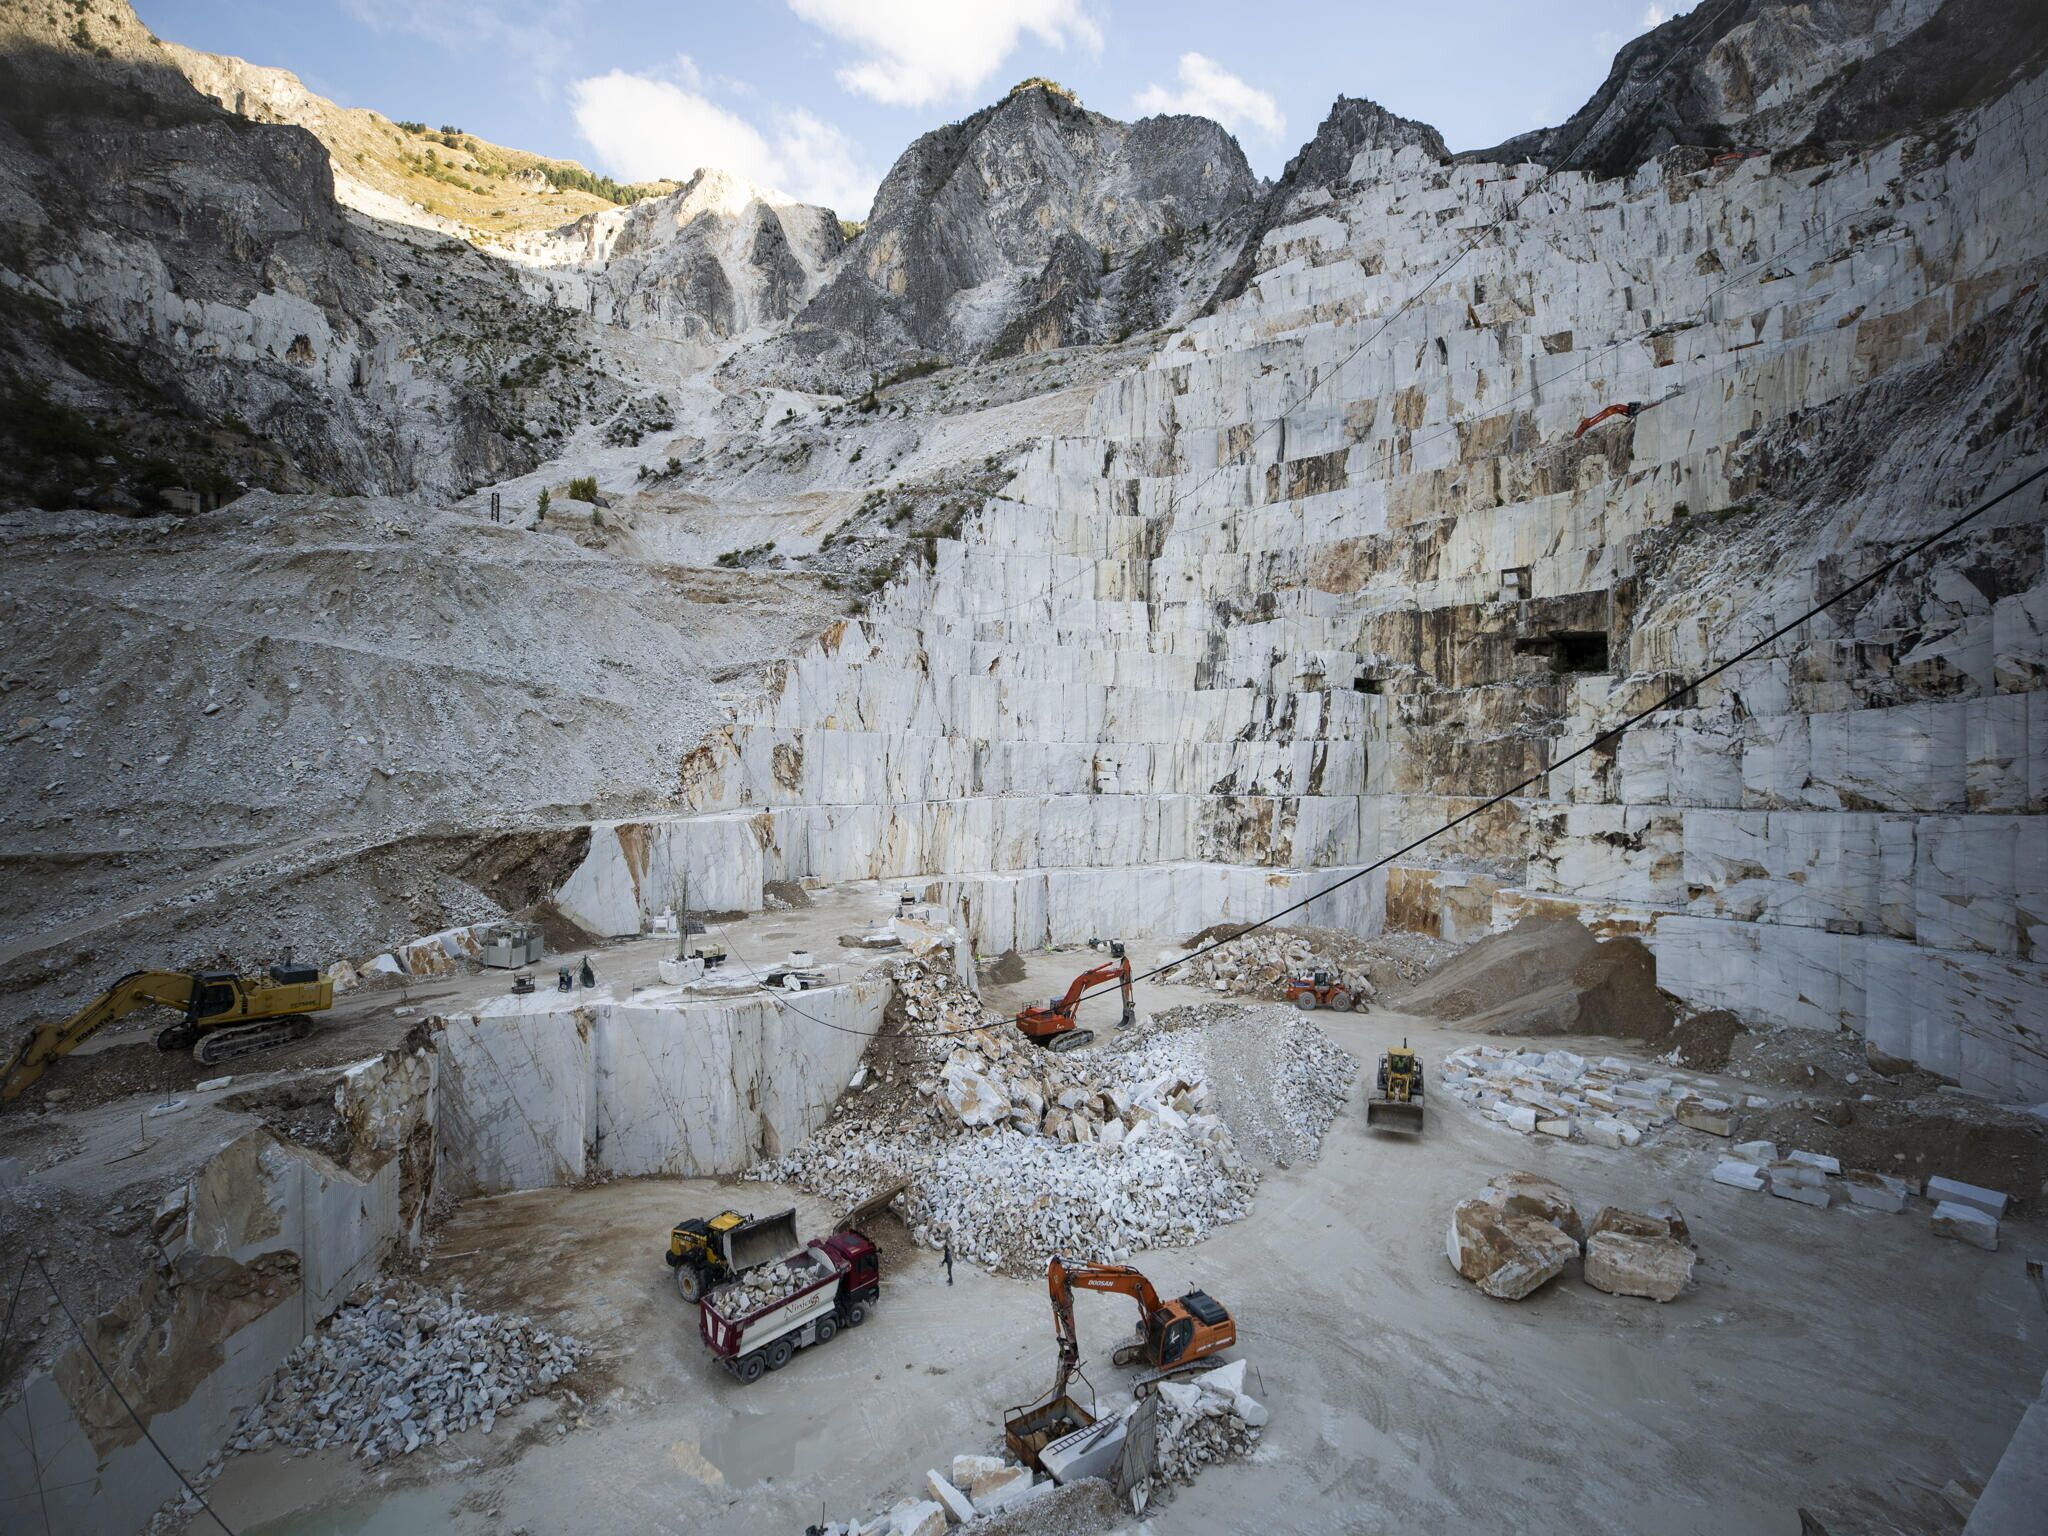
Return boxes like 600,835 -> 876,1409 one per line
1089,94 -> 2047,1095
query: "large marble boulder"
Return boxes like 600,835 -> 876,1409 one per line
1446,1198 -> 1580,1300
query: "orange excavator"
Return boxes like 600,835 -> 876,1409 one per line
1015,940 -> 1133,1052
1004,1256 -> 1237,1465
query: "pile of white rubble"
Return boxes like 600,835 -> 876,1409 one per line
754,958 -> 1352,1274
1710,1143 -> 2009,1250
1439,1044 -> 1756,1148
812,1364 -> 1270,1533
1158,930 -> 1376,1004
934,1019 -> 1229,1152
704,1251 -> 827,1320
817,1452 -> 1063,1535
1151,1359 -> 1268,1487
1144,1003 -> 1359,1167
230,1283 -> 587,1460
755,1061 -> 1259,1274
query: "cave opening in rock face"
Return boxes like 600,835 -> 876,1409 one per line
1515,631 -> 1612,675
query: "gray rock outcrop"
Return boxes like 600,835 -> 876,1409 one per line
1465,0 -> 2048,176
734,80 -> 1264,390
0,0 -> 625,510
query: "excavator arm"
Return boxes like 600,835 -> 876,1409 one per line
1051,960 -> 1129,1020
1044,1256 -> 1165,1401
2,971 -> 197,1102
1016,943 -> 1134,1050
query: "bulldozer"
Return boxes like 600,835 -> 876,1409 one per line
1282,969 -> 1355,1011
1016,941 -> 1133,1052
1003,1256 -> 1236,1469
666,1207 -> 802,1302
2,964 -> 333,1102
1366,1038 -> 1425,1133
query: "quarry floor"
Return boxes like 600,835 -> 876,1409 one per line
188,1004 -> 2048,1536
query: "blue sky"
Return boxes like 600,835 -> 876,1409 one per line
134,1 -> 1687,217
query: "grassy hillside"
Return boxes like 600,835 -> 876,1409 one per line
160,34 -> 673,239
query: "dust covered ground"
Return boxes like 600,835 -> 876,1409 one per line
170,1001 -> 2048,1536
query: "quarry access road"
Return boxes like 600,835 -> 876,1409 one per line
193,1005 -> 2048,1536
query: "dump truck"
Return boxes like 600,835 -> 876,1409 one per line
1366,1040 -> 1425,1133
698,1229 -> 880,1383
666,1207 -> 802,1302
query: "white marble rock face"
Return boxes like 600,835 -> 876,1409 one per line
536,73 -> 2048,1102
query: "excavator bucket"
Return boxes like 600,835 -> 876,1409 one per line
1366,1096 -> 1424,1134
1003,1393 -> 1095,1472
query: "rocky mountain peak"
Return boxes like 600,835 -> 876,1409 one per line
732,87 -> 1264,390
1205,93 -> 1448,311
1463,0 -> 2046,174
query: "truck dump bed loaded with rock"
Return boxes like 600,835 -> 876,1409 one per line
698,1229 -> 879,1382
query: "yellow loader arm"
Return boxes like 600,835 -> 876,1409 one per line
1,970 -> 197,1102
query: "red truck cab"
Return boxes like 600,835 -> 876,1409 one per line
824,1229 -> 879,1312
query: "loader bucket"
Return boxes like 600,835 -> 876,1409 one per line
717,1208 -> 804,1271
1366,1097 -> 1424,1134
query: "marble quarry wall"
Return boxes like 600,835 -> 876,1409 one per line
0,967 -> 880,1535
433,976 -> 886,1196
542,77 -> 2047,1101
0,1121 -> 415,1536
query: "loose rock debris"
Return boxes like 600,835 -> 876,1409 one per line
752,960 -> 1353,1274
705,1252 -> 827,1319
1152,1359 -> 1267,1487
1159,924 -> 1454,1001
1712,1142 -> 2010,1250
1440,1043 -> 1746,1147
229,1283 -> 588,1461
814,1362 -> 1268,1532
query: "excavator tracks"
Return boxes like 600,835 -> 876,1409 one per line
192,1014 -> 315,1066
1044,1028 -> 1096,1052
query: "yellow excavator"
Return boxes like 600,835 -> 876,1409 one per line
1,964 -> 334,1102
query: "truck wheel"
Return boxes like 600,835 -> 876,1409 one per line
676,1265 -> 705,1303
814,1316 -> 837,1346
844,1301 -> 868,1328
766,1337 -> 794,1371
1292,993 -> 1316,1011
735,1352 -> 766,1384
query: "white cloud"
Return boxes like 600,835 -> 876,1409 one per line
569,69 -> 881,216
787,0 -> 1103,108
1132,53 -> 1284,142
343,0 -> 579,95
1594,3 -> 1683,65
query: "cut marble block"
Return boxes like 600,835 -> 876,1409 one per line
1925,1176 -> 2009,1219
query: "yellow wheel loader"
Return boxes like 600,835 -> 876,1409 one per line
1366,1039 -> 1425,1134
2,964 -> 334,1102
666,1208 -> 802,1302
